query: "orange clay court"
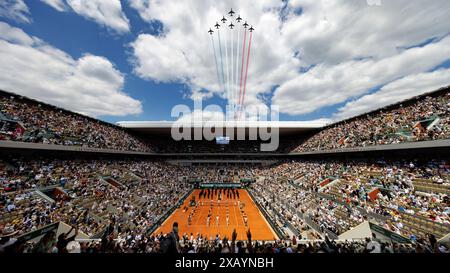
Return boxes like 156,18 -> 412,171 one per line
153,189 -> 278,241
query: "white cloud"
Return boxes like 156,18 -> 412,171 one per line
40,0 -> 130,33
40,0 -> 67,12
0,20 -> 35,45
0,0 -> 31,23
131,34 -> 191,82
283,0 -> 450,65
129,0 -> 298,110
334,69 -> 450,120
0,22 -> 142,117
129,0 -> 450,120
67,0 -> 130,33
272,36 -> 450,115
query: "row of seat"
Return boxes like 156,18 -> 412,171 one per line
398,212 -> 449,238
413,183 -> 450,195
334,207 -> 361,228
413,178 -> 450,195
292,171 -> 449,240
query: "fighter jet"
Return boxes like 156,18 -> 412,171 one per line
236,15 -> 242,23
221,16 -> 227,23
249,26 -> 254,32
228,9 -> 235,16
229,23 -> 234,29
243,21 -> 249,28
214,22 -> 220,29
208,28 -> 214,35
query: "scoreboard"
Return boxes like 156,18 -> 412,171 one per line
216,136 -> 230,145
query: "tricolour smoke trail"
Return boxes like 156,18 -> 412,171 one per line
238,29 -> 247,107
211,35 -> 222,94
240,30 -> 253,119
217,30 -> 226,97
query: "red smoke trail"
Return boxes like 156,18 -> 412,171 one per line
240,31 -> 253,119
238,29 -> 247,107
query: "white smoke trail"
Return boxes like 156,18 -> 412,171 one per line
230,25 -> 234,108
217,29 -> 225,97
235,23 -> 241,110
224,23 -> 229,102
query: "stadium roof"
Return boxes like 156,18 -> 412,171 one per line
117,85 -> 448,138
116,121 -> 327,136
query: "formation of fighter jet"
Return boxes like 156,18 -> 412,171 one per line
209,9 -> 254,33
208,9 -> 255,115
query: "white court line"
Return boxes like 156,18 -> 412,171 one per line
232,200 -> 240,227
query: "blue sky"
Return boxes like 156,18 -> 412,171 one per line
18,1 -> 194,123
0,0 -> 449,125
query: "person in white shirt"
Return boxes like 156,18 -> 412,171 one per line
6,203 -> 15,212
365,234 -> 381,253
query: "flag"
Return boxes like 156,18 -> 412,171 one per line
338,136 -> 347,146
12,123 -> 25,138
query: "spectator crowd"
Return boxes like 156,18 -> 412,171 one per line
1,89 -> 448,154
0,87 -> 449,254
250,159 -> 449,243
0,157 -> 448,253
1,160 -> 192,240
0,92 -> 152,152
294,91 -> 449,152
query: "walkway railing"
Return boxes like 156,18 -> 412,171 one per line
247,189 -> 287,240
145,188 -> 194,236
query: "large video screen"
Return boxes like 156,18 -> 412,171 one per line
216,136 -> 230,145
